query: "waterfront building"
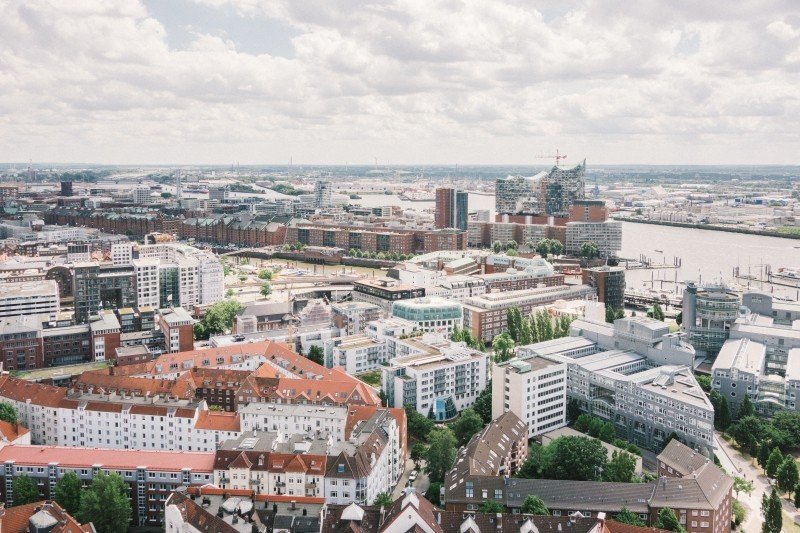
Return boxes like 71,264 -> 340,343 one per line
314,180 -> 333,208
582,265 -> 625,311
381,336 -> 488,420
682,283 -> 741,359
352,278 -> 425,314
565,219 -> 622,258
132,187 -> 152,204
495,173 -> 547,216
546,161 -> 587,217
391,296 -> 463,335
0,280 -> 59,319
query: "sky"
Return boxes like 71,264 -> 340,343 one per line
1,0 -> 799,166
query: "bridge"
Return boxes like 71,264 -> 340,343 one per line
623,290 -> 683,310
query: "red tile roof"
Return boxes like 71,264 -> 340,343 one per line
0,445 -> 215,472
72,371 -> 196,399
0,376 -> 67,408
0,501 -> 91,533
194,410 -> 240,431
0,420 -> 29,442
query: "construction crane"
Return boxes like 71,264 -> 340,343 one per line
537,149 -> 568,166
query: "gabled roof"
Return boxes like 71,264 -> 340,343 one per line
657,439 -> 712,477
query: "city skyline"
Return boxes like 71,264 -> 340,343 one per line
2,1 -> 799,166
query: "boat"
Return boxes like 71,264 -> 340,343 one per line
654,249 -> 663,253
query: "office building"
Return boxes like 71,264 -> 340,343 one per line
382,336 -> 488,421
325,335 -> 388,374
682,282 -> 740,359
492,354 -> 568,438
391,296 -> 463,335
565,219 -> 622,258
158,306 -> 195,353
111,242 -> 134,265
435,188 -> 469,230
132,187 -> 152,204
0,280 -> 59,319
352,278 -> 425,314
461,284 -> 596,342
513,317 -> 713,454
331,301 -> 383,336
208,185 -> 230,202
73,262 -> 137,323
133,258 -> 160,308
583,265 -> 625,311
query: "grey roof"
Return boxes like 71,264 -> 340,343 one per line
657,439 -> 712,477
449,412 -> 527,480
503,477 -> 654,513
712,338 -> 766,374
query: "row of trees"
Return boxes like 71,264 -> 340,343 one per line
450,326 -> 486,351
491,240 -> 519,253
13,472 -> 130,533
759,445 -> 800,502
193,299 -> 244,340
572,413 -> 642,456
516,436 -> 639,483
532,239 -> 564,257
492,307 -> 574,362
347,249 -> 417,261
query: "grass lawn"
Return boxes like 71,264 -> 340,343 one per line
357,370 -> 382,387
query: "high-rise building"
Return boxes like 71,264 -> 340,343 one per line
582,265 -> 625,311
435,188 -> 469,230
132,187 -> 151,205
0,281 -> 59,319
545,160 -> 586,217
314,180 -> 333,208
73,262 -> 137,323
60,180 -> 73,197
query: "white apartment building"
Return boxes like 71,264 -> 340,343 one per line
133,258 -> 160,308
492,354 -> 568,438
135,243 -> 224,307
382,336 -> 488,421
0,280 -> 59,319
565,220 -> 623,258
239,403 -> 349,441
324,335 -> 388,374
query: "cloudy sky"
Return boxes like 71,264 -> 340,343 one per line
1,0 -> 799,165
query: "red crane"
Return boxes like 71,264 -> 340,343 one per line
537,149 -> 567,166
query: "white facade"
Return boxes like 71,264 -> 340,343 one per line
325,335 -> 388,374
492,355 -> 568,438
239,403 -> 348,440
382,338 -> 488,421
133,188 -> 152,204
0,280 -> 59,319
133,258 -> 160,308
134,243 -> 224,307
111,242 -> 134,265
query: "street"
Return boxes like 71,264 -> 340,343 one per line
392,457 -> 431,500
714,433 -> 800,532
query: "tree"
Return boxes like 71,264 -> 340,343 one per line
654,507 -> 686,533
573,413 -> 593,433
54,471 -> 82,516
795,482 -> 800,508
506,307 -> 522,342
492,332 -> 515,362
729,416 -> 762,454
374,492 -> 392,507
580,241 -> 600,259
480,500 -> 504,513
776,455 -> 799,494
425,427 -> 457,483
566,399 -> 581,423
660,432 -> 680,452
732,500 -> 746,528
258,270 -> 273,280
758,443 -> 771,469
451,408 -> 484,446
695,374 -> 711,392
542,436 -> 607,481
473,385 -> 492,424
12,475 -> 40,506
425,482 -> 442,506
506,249 -> 519,257
0,402 -> 17,425
761,488 -> 782,533
225,288 -> 234,298
613,508 -> 645,526
306,345 -> 324,366
603,451 -> 637,483
598,422 -> 616,443
737,395 -> 754,420
505,240 -> 518,251
405,406 -> 434,441
260,282 -> 272,297
675,311 -> 682,325
535,240 -> 550,257
716,396 -> 732,431
550,240 -> 564,256
732,476 -> 754,499
77,472 -> 132,533
650,303 -> 665,321
492,241 -> 503,253
766,447 -> 784,478
605,306 -> 618,324
200,299 -> 244,337
410,443 -> 427,469
520,494 -> 548,515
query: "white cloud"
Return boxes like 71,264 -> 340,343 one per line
0,0 -> 798,164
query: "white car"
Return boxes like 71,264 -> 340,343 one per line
408,471 -> 417,482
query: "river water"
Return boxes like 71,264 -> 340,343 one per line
353,194 -> 800,298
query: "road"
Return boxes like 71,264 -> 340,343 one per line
392,457 -> 430,500
715,433 -> 800,532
